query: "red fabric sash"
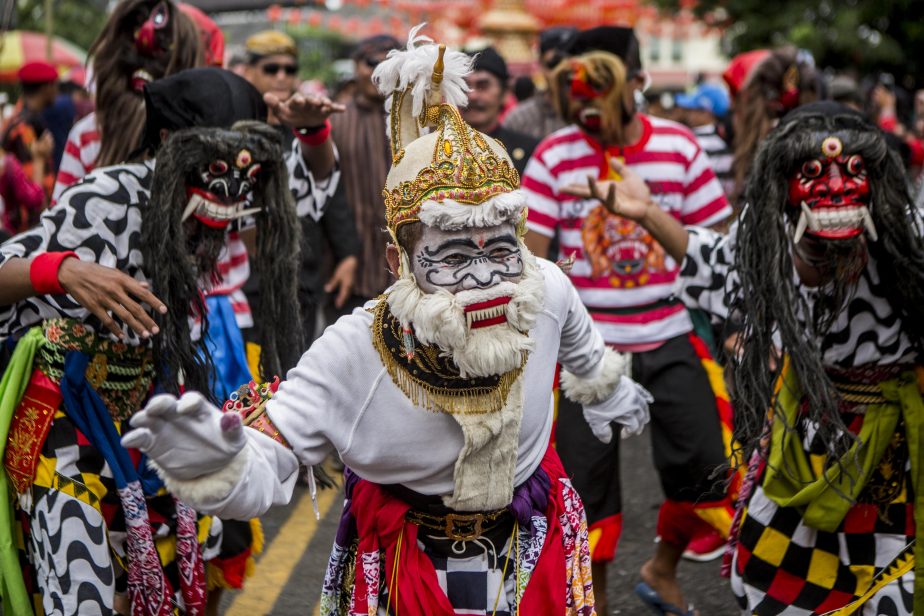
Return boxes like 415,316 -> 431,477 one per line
4,370 -> 60,494
350,446 -> 570,615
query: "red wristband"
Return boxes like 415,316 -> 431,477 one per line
30,251 -> 78,295
293,120 -> 331,146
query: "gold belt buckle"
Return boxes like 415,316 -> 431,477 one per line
444,512 -> 484,541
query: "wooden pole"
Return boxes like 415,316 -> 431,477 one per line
44,0 -> 53,59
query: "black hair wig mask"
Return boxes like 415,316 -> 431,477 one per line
733,101 -> 924,466
140,121 -> 303,397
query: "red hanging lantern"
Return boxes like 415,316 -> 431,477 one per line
266,3 -> 283,22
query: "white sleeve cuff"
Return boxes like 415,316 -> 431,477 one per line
149,446 -> 250,507
560,347 -> 631,405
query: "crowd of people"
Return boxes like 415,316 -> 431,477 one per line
0,2 -> 921,615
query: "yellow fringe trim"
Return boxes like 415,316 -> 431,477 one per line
205,518 -> 264,591
206,562 -> 233,591
250,518 -> 264,556
371,299 -> 525,415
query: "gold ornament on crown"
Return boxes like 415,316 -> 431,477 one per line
382,45 -> 521,236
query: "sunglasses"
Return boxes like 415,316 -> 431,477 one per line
261,63 -> 298,76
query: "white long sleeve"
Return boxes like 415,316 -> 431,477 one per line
191,258 -> 619,518
190,430 -> 300,519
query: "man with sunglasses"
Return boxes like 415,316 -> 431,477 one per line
244,31 -> 302,125
502,26 -> 576,141
241,30 -> 360,345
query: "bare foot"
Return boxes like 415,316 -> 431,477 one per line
640,559 -> 697,615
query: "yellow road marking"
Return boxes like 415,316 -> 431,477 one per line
224,485 -> 339,615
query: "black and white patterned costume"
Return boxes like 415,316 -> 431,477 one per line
0,142 -> 337,342
678,224 -> 916,368
677,223 -> 920,615
0,146 -> 337,615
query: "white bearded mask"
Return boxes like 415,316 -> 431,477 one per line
386,220 -> 544,379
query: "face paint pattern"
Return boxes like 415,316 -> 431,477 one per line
410,224 -> 524,295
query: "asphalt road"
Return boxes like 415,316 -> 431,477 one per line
220,431 -> 742,615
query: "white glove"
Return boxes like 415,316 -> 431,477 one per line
121,392 -> 246,481
581,375 -> 653,444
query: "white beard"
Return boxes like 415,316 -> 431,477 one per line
386,243 -> 545,378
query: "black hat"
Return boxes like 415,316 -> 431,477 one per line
141,68 -> 267,153
539,27 -> 577,54
468,46 -> 510,84
569,26 -> 642,77
352,34 -> 402,60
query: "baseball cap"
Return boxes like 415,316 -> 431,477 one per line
674,83 -> 730,117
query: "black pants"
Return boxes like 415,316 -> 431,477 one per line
556,333 -> 729,527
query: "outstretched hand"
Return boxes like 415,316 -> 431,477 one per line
122,392 -> 246,481
582,375 -> 653,444
57,258 -> 167,340
561,158 -> 653,222
264,92 -> 345,129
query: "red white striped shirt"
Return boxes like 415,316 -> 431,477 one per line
53,112 -> 101,203
523,115 -> 730,347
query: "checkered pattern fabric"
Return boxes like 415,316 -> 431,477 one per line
383,531 -> 519,616
731,484 -> 914,615
427,540 -> 516,616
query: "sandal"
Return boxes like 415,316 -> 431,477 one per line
634,581 -> 694,616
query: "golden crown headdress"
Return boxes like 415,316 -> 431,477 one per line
373,26 -> 524,239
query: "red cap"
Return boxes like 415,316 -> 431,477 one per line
179,3 -> 226,67
18,61 -> 58,85
722,49 -> 770,99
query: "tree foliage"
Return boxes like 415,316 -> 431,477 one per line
655,0 -> 924,89
15,0 -> 109,52
283,25 -> 350,88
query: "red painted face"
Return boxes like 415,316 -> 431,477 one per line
564,60 -> 611,134
787,136 -> 871,240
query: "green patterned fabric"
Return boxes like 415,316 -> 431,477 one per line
0,328 -> 45,616
762,366 -> 924,614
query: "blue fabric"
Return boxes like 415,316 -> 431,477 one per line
204,295 -> 253,401
60,351 -> 137,489
41,94 -> 76,170
138,454 -> 164,496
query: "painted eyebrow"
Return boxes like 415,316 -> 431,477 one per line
483,234 -> 518,247
423,234 -> 519,255
423,239 -> 481,254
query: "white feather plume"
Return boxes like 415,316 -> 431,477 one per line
373,23 -> 472,118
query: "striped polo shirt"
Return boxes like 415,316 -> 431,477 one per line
523,115 -> 730,348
